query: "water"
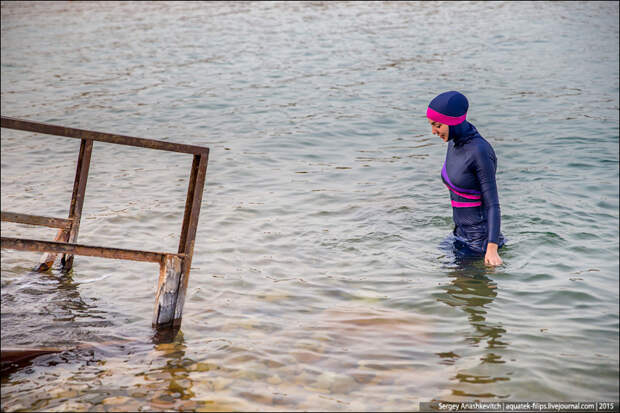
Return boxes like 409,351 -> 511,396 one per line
1,1 -> 618,411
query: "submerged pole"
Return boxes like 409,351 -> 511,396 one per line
152,254 -> 186,327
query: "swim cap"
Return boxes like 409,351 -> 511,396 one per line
426,91 -> 469,126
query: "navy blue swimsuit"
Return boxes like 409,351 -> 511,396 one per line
441,121 -> 504,254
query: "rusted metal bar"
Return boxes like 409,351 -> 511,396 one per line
2,339 -> 141,367
1,211 -> 72,229
61,139 -> 93,272
1,237 -> 183,264
0,211 -> 72,271
178,155 -> 199,255
178,153 -> 209,269
1,116 -> 209,155
153,153 -> 208,329
1,348 -> 65,367
2,115 -> 210,333
165,153 -> 208,327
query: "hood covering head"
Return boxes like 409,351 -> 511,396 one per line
427,91 -> 479,146
427,91 -> 468,125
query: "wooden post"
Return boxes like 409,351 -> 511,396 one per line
61,139 -> 93,272
35,228 -> 70,272
153,254 -> 185,327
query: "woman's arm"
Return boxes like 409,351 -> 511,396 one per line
473,142 -> 503,266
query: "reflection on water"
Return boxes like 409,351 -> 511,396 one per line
436,257 -> 512,400
152,324 -> 182,345
135,333 -> 203,412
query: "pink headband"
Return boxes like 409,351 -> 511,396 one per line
426,107 -> 467,126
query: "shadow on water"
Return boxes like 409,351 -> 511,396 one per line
436,245 -> 512,400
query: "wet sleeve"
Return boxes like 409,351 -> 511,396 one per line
472,143 -> 501,244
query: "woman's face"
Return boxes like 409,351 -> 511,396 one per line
428,119 -> 449,142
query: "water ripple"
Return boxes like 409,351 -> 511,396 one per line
2,1 -> 619,411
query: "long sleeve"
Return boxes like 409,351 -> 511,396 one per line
472,144 -> 501,244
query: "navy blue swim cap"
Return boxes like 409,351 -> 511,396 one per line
427,91 -> 469,126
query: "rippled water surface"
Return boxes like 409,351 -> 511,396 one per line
1,1 -> 619,411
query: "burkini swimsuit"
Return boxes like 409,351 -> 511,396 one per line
427,91 -> 505,255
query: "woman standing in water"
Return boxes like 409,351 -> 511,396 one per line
427,91 -> 505,266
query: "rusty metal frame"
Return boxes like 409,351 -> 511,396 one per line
0,116 -> 209,329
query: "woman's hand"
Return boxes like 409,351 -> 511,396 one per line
485,242 -> 503,266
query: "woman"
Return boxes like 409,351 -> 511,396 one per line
427,91 -> 505,266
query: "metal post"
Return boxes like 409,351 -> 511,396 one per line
2,117 -> 210,333
179,153 -> 208,273
178,153 -> 208,303
61,139 -> 93,272
152,152 -> 208,328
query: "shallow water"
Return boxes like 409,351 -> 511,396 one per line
1,1 -> 618,411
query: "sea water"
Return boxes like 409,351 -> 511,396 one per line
1,1 -> 618,411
